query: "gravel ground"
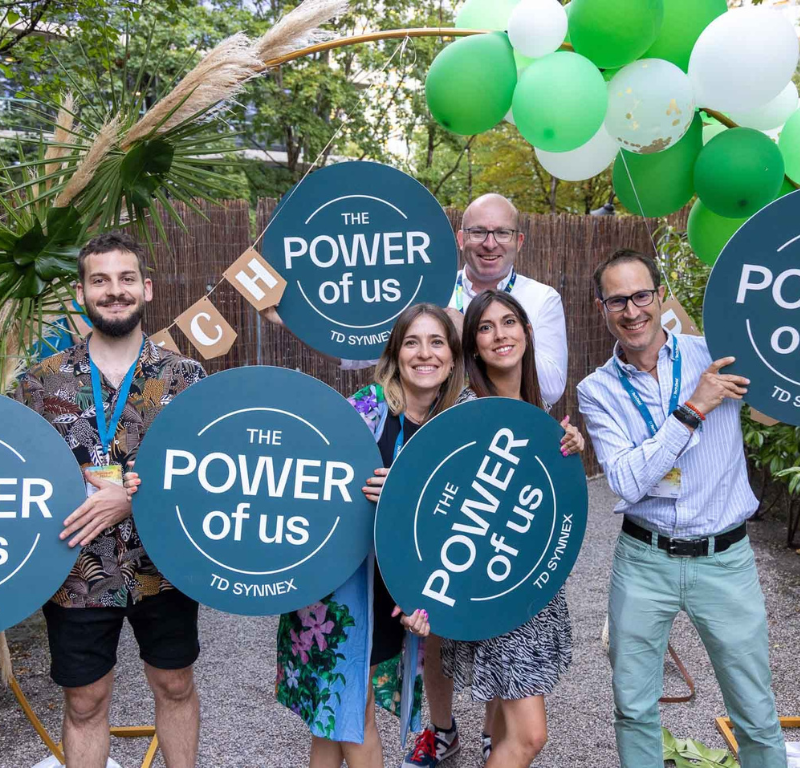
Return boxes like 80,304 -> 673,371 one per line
3,477 -> 800,768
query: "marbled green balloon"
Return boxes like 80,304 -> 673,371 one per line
512,51 -> 606,151
644,0 -> 727,72
613,113 -> 702,217
694,128 -> 785,218
426,33 -> 518,136
569,0 -> 664,68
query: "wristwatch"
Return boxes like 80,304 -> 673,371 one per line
672,405 -> 702,430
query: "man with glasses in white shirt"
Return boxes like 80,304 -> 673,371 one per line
578,249 -> 785,768
268,193 -> 568,411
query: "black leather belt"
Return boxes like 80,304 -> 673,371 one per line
622,517 -> 747,557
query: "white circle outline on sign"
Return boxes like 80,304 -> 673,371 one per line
305,194 -> 408,224
296,275 -> 425,330
0,439 -> 25,462
746,319 -> 800,386
172,404 -> 341,575
174,505 -> 340,576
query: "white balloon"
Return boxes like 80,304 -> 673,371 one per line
689,7 -> 799,113
605,59 -> 695,154
508,0 -> 568,59
535,124 -> 619,181
729,82 -> 799,131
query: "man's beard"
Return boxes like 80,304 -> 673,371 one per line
85,297 -> 145,338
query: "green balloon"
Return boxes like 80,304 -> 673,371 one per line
779,108 -> 800,185
426,33 -> 517,136
569,0 -> 664,68
687,199 -> 747,266
513,51 -> 606,152
613,113 -> 702,217
694,128 -> 785,218
602,67 -> 621,83
643,0 -> 727,72
456,0 -> 520,29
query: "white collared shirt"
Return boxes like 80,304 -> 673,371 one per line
577,332 -> 757,537
341,268 -> 569,406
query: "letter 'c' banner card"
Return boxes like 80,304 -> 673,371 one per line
132,367 -> 382,615
704,190 -> 800,426
0,398 -> 84,633
375,398 -> 588,642
262,161 -> 458,360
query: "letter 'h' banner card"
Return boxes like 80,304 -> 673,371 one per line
262,161 -> 458,360
132,367 -> 382,615
375,398 -> 588,642
0,398 -> 84,633
704,190 -> 800,426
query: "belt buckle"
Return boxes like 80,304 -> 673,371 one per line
667,538 -> 702,557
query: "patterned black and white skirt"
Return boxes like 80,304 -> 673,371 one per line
440,587 -> 572,701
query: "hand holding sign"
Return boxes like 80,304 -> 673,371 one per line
687,357 -> 751,416
61,469 -> 131,548
375,398 -> 588,642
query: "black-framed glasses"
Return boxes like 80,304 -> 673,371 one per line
462,227 -> 518,244
602,289 -> 658,313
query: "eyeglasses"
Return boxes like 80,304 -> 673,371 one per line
462,227 -> 518,244
602,289 -> 658,313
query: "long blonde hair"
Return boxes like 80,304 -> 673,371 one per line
374,304 -> 465,421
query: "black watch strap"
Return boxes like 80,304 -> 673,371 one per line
672,406 -> 701,430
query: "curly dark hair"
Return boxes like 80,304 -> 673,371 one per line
78,231 -> 147,283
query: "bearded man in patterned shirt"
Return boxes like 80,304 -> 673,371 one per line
15,232 -> 206,768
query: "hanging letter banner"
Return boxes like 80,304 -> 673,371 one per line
704,190 -> 800,426
262,161 -> 458,360
175,296 -> 238,360
375,398 -> 588,642
0,397 -> 85,633
132,367 -> 382,615
224,247 -> 287,312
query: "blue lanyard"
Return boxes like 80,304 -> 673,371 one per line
614,336 -> 681,437
455,268 -> 517,313
89,337 -> 144,460
393,414 -> 406,462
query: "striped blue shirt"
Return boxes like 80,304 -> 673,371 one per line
577,332 -> 758,537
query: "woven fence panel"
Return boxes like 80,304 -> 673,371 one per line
143,199 -> 680,477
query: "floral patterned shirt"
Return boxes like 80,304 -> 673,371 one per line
14,336 -> 206,609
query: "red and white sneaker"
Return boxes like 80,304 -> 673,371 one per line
401,720 -> 461,767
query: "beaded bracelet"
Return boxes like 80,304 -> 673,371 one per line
684,401 -> 706,421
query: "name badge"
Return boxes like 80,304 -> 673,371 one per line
85,464 -> 123,497
649,467 -> 682,499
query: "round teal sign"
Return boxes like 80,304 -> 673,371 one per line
375,398 -> 588,641
262,161 -> 458,360
133,367 -> 381,615
704,190 -> 800,425
0,397 -> 84,632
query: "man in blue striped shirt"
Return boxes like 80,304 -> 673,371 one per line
578,250 -> 785,768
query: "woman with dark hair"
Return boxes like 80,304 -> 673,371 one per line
445,289 -> 583,768
274,302 -> 466,767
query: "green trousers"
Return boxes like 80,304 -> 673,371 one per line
608,530 -> 786,768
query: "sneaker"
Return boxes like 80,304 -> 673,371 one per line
401,720 -> 460,766
481,732 -> 492,764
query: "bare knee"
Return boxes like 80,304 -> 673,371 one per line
520,728 -> 547,759
64,684 -> 112,726
146,664 -> 196,704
